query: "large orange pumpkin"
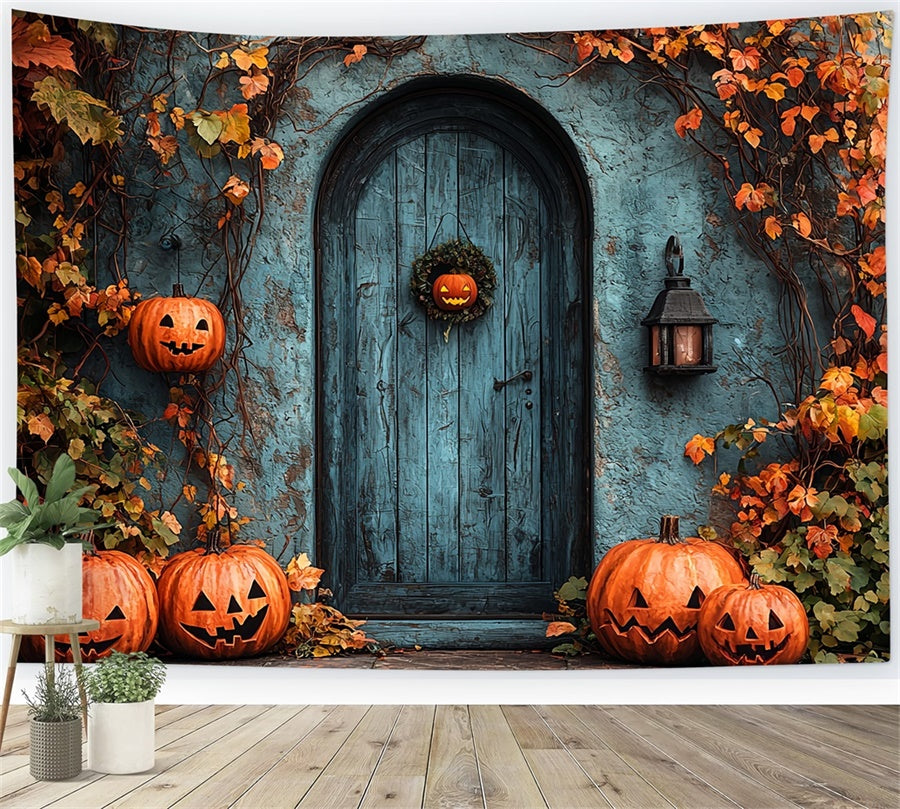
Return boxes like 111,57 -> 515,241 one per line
27,549 -> 159,663
128,283 -> 226,373
156,534 -> 291,660
698,573 -> 809,665
432,272 -> 478,311
586,516 -> 746,666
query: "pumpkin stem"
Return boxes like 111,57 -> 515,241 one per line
749,572 -> 762,589
658,515 -> 681,544
172,282 -> 187,297
205,528 -> 224,555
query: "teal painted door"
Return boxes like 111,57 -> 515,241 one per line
317,83 -> 589,646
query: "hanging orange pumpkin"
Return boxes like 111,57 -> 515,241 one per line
586,516 -> 746,666
156,533 -> 291,660
432,272 -> 478,311
26,549 -> 160,663
128,283 -> 226,373
697,573 -> 809,665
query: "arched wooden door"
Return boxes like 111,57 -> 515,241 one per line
316,78 -> 591,647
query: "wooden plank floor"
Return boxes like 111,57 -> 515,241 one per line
1,705 -> 897,808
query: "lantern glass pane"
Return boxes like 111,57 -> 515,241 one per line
650,325 -> 662,366
673,324 -> 703,366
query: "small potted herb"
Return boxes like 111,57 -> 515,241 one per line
23,664 -> 85,781
84,651 -> 166,773
0,454 -> 109,624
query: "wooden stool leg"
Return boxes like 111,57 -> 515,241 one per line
70,634 -> 89,736
0,634 -> 23,750
44,634 -> 55,691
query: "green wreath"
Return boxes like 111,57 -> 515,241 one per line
410,238 -> 497,326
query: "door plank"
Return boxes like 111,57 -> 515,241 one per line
457,133 -> 507,584
503,153 -> 544,582
230,704 -> 370,809
423,132 -> 461,583
422,704 -> 483,808
395,138 -> 430,583
470,704 -> 547,808
356,156 -> 400,584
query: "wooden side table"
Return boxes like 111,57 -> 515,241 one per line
0,618 -> 99,749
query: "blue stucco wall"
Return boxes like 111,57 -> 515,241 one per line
105,30 -> 785,570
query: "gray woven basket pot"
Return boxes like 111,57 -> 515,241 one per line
29,718 -> 83,781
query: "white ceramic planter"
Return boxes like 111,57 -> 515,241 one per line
88,700 -> 155,774
10,542 -> 82,624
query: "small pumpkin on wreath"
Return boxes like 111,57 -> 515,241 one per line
410,238 -> 497,339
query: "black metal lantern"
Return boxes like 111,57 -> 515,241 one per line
641,235 -> 717,374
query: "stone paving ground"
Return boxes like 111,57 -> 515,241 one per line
217,649 -> 638,670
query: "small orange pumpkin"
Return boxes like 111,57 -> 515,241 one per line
156,533 -> 291,660
586,516 -> 746,666
27,549 -> 159,663
698,573 -> 809,665
432,272 -> 478,311
128,283 -> 226,373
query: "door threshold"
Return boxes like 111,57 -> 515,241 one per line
358,617 -> 554,650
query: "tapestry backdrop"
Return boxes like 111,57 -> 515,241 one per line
9,6 -> 890,668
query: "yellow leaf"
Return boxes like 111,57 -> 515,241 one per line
67,438 -> 85,460
214,52 -> 230,69
763,82 -> 786,101
217,103 -> 251,144
232,45 -> 269,71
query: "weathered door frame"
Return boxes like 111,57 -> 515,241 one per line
314,76 -> 594,647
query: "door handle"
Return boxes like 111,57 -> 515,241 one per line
493,369 -> 533,391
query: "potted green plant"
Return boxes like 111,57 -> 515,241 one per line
0,453 -> 108,624
84,650 -> 166,773
22,664 -> 85,781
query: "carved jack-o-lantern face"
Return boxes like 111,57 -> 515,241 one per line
698,576 -> 809,666
432,272 -> 478,311
128,284 -> 226,373
156,543 -> 291,660
586,516 -> 746,666
29,550 -> 159,664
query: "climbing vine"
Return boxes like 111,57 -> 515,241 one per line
528,15 -> 890,661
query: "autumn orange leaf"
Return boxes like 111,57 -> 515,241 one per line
850,304 -> 876,339
286,553 -> 326,592
684,434 -> 715,464
820,366 -> 855,397
239,68 -> 269,99
27,413 -> 54,443
251,138 -> 284,169
12,18 -> 78,73
734,182 -> 774,212
231,46 -> 269,71
674,107 -> 703,137
763,216 -> 782,240
546,621 -> 577,638
223,175 -> 250,205
344,44 -> 368,67
792,212 -> 812,237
